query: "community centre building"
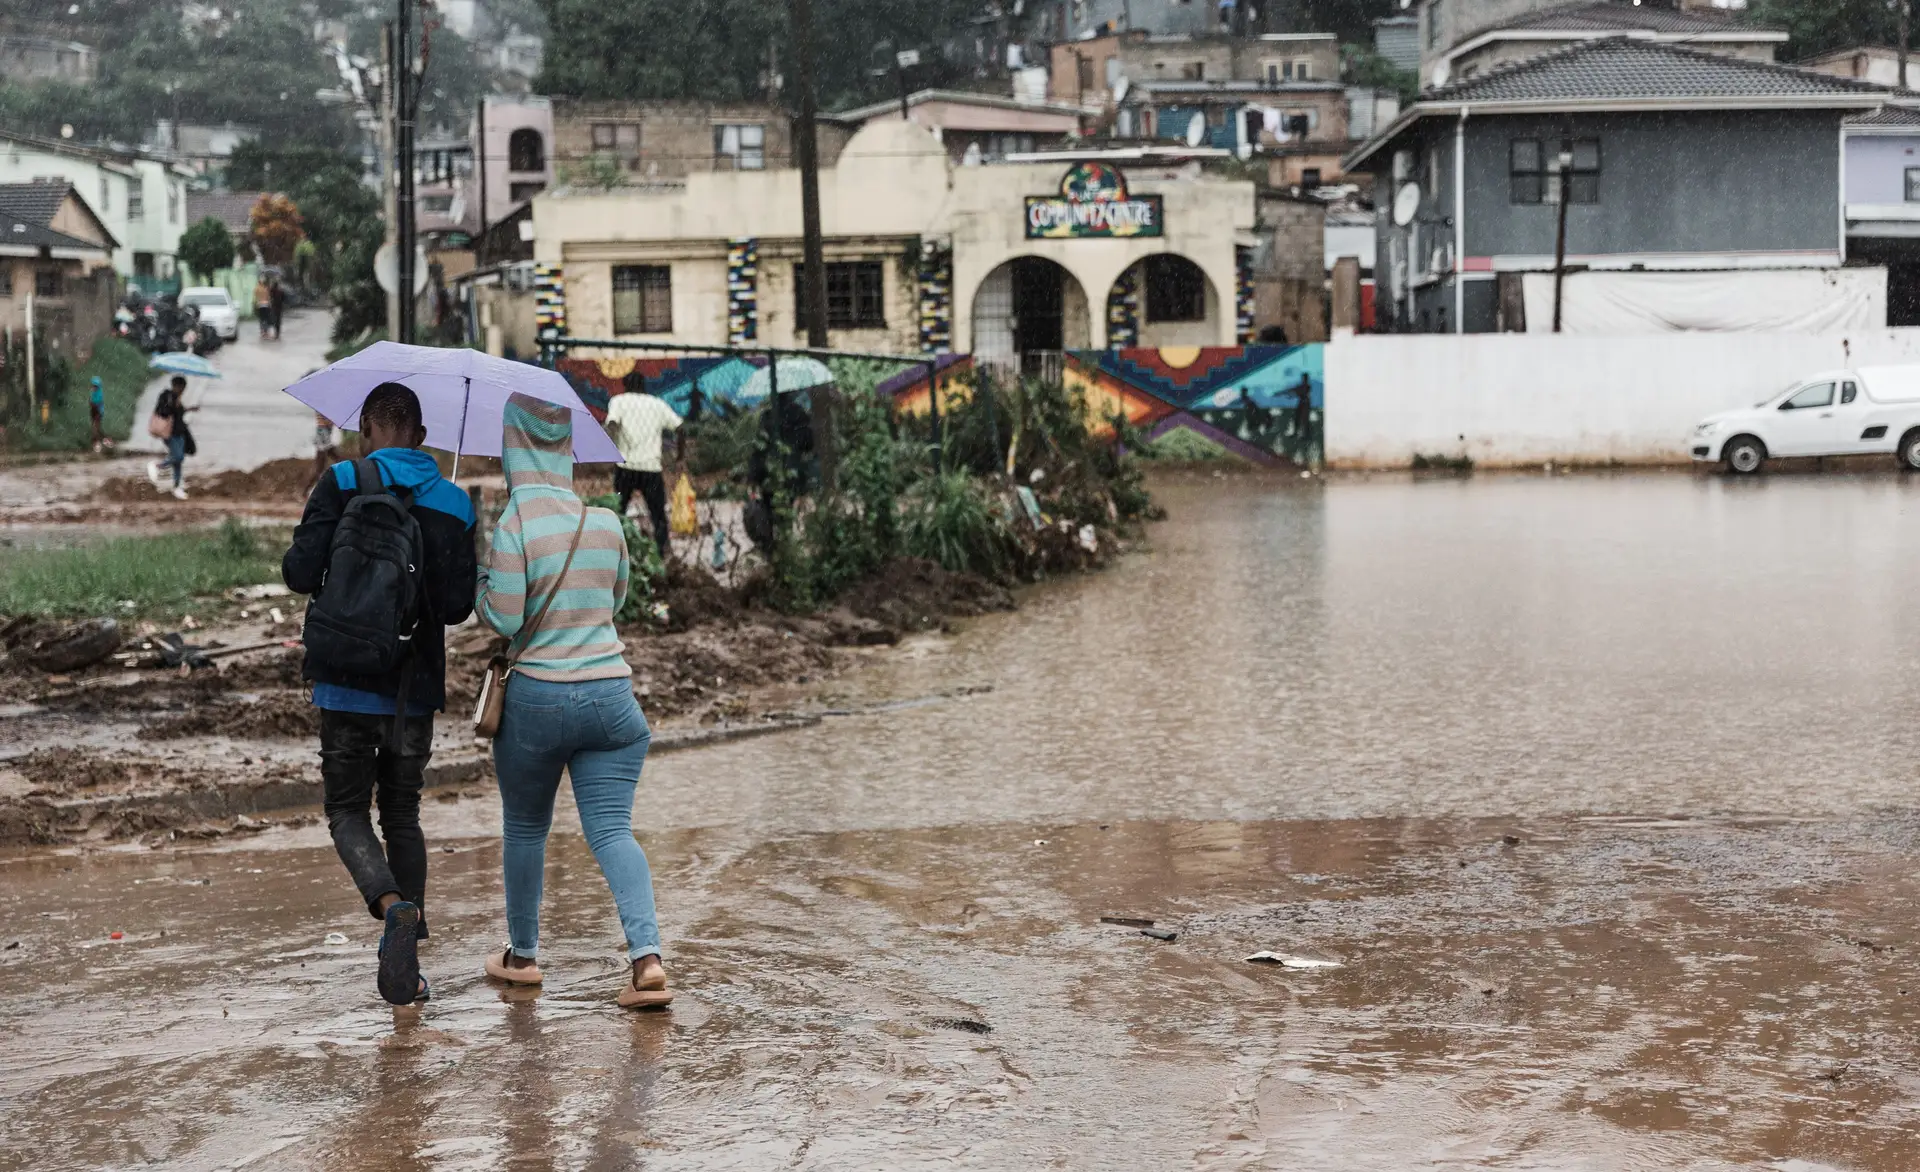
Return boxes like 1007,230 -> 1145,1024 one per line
530,119 -> 1257,368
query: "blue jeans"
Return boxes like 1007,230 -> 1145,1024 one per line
165,433 -> 186,487
493,673 -> 660,961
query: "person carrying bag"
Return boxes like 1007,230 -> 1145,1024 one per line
474,392 -> 673,1010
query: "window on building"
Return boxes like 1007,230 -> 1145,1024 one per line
508,127 -> 545,172
612,264 -> 673,333
1428,0 -> 1443,47
168,181 -> 180,223
35,270 -> 60,298
509,181 -> 546,204
420,194 -> 454,214
134,252 -> 155,277
98,175 -> 109,213
0,266 -> 11,297
1905,166 -> 1920,202
590,122 -> 641,158
1144,254 -> 1206,323
1077,54 -> 1096,92
127,183 -> 144,222
714,124 -> 765,170
1511,137 -> 1600,205
794,261 -> 886,329
1301,167 -> 1323,187
1181,60 -> 1206,80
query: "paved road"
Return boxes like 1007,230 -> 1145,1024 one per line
129,308 -> 333,474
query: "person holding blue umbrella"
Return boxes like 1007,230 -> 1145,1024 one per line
145,375 -> 199,500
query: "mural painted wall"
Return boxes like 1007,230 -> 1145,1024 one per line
1065,345 -> 1322,466
560,343 -> 1322,467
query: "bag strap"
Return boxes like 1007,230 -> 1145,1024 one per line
508,506 -> 591,665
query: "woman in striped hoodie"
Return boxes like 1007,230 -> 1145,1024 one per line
476,392 -> 671,1008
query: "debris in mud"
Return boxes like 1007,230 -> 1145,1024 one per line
1100,916 -> 1156,928
93,456 -> 319,504
324,932 -> 349,946
27,618 -> 121,673
929,1017 -> 992,1034
1141,927 -> 1178,942
835,558 -> 1015,634
1502,834 -> 1522,847
1246,952 -> 1342,969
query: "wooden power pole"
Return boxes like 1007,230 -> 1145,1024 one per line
792,0 -> 829,348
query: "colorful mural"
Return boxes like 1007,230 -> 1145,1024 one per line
916,238 -> 953,354
557,354 -> 789,420
534,264 -> 566,339
1064,345 -> 1322,466
726,238 -> 759,344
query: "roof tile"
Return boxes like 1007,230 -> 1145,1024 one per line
1430,37 -> 1891,104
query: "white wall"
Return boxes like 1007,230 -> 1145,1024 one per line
1325,329 -> 1920,467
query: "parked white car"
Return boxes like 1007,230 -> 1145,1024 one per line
1691,365 -> 1920,474
178,287 -> 239,340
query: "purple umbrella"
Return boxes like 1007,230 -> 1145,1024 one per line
281,342 -> 619,475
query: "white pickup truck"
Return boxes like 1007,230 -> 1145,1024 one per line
1692,366 -> 1920,474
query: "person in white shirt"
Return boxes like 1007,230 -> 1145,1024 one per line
604,369 -> 682,558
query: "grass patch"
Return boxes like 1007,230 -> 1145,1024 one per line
1411,451 -> 1474,472
0,518 -> 284,619
3,336 -> 151,454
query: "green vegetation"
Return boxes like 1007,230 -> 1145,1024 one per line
0,519 -> 282,618
177,217 -> 235,284
583,492 -> 667,624
1411,451 -> 1474,473
0,336 -> 149,454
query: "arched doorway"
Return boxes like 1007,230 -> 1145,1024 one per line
508,127 -> 545,173
972,257 -> 1090,377
1108,254 -> 1218,348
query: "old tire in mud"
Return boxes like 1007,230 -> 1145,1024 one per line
1723,436 -> 1765,476
27,618 -> 122,673
1899,429 -> 1920,472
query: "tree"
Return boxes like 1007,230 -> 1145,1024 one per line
1748,0 -> 1905,60
178,217 -> 235,282
249,194 -> 306,268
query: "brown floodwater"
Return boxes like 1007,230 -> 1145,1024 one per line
6,473 -> 1920,1170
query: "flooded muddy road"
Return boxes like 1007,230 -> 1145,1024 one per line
8,473 -> 1920,1170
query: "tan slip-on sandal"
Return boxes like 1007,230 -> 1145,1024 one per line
617,955 -> 673,1009
485,948 -> 544,985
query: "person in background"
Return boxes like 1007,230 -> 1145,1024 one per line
1292,374 -> 1315,466
310,409 -> 341,493
476,392 -> 673,1010
146,375 -> 197,500
88,377 -> 106,452
604,368 -> 681,559
253,276 -> 273,339
269,278 -> 288,340
281,382 -> 478,1007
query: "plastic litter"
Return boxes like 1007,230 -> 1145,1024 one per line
1100,916 -> 1155,928
268,607 -> 285,625
230,584 -> 293,601
109,931 -> 124,941
1245,951 -> 1341,969
1140,927 -> 1178,942
324,932 -> 350,946
1077,524 -> 1098,553
710,528 -> 729,570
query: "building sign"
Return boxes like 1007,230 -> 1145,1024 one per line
1025,162 -> 1163,240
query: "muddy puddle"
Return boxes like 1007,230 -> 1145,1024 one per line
7,473 -> 1920,1168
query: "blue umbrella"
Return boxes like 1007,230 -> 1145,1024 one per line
149,352 -> 223,379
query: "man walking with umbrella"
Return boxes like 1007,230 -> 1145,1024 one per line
282,381 -> 477,1006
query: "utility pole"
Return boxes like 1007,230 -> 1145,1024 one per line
396,0 -> 417,345
895,47 -> 916,121
381,25 -> 399,342
1551,144 -> 1572,334
475,97 -> 488,267
792,0 -> 828,348
1902,0 -> 1912,91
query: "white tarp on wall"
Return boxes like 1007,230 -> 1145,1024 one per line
1325,328 -> 1920,467
1520,268 -> 1887,334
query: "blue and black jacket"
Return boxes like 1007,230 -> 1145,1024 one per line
282,448 -> 477,711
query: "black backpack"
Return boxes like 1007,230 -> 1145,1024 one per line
303,457 -> 427,681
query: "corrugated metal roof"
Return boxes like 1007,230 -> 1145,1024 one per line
1500,1 -> 1774,35
1429,37 -> 1889,104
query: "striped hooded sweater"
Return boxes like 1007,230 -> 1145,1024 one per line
476,393 -> 632,681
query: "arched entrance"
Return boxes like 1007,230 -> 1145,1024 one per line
1107,254 -> 1218,348
971,257 -> 1090,377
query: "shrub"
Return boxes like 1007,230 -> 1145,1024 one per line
903,469 -> 1015,580
583,492 -> 665,624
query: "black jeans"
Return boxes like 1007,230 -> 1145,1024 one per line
615,468 -> 671,558
319,709 -> 435,922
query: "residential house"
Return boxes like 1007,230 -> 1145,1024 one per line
153,121 -> 258,177
1345,38 -> 1888,333
1027,0 -> 1227,43
1054,31 -> 1340,114
476,95 -> 553,230
831,90 -> 1084,165
534,119 -> 1255,364
0,182 -> 119,359
1805,45 -> 1920,91
1841,106 -> 1920,325
549,99 -> 850,187
0,131 -> 192,289
0,34 -> 96,83
1374,15 -> 1420,72
415,131 -> 475,237
1418,0 -> 1783,90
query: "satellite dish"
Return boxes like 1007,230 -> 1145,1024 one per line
1112,76 -> 1129,103
1185,112 -> 1206,147
1430,59 -> 1450,88
374,243 -> 431,296
1392,182 -> 1421,227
